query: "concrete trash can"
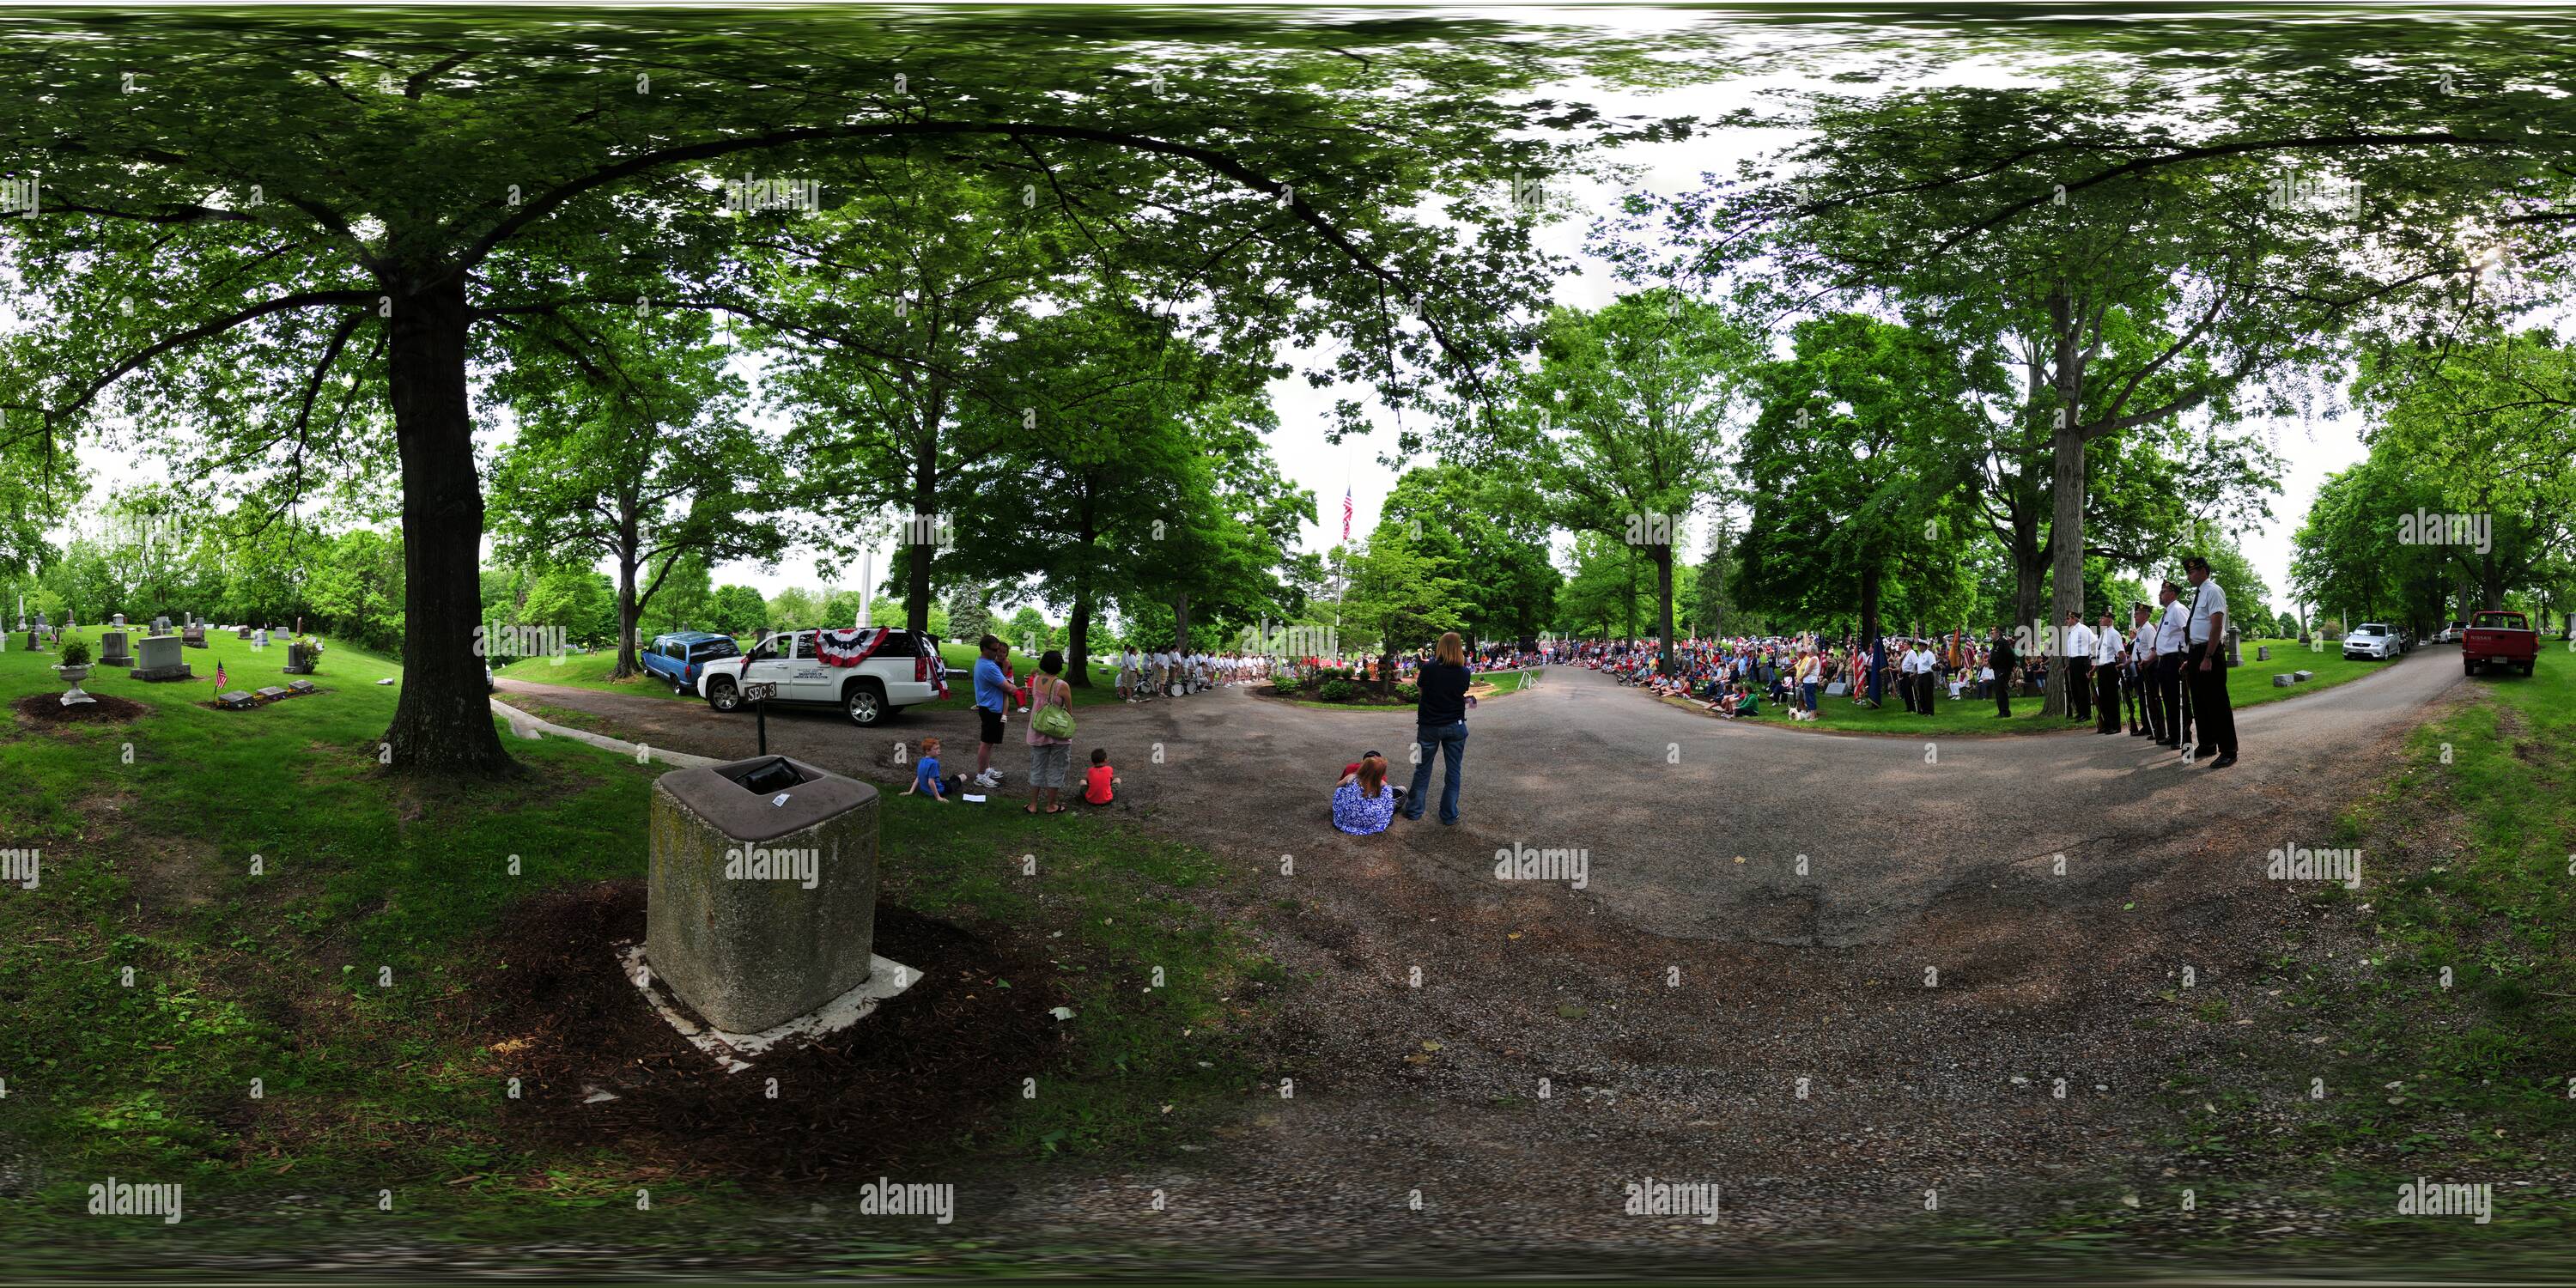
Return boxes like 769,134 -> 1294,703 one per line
646,755 -> 882,1034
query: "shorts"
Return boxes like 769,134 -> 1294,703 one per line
1029,742 -> 1072,790
978,708 -> 1005,745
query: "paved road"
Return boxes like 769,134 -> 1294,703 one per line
497,646 -> 2476,1253
504,645 -> 2460,949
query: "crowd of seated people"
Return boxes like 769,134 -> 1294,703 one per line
1558,629 -> 2075,720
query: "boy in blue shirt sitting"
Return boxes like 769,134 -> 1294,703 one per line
904,736 -> 963,802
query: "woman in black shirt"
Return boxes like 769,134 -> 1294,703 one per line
1406,631 -> 1473,824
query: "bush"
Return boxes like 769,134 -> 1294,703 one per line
1394,682 -> 1420,702
58,638 -> 92,667
1316,678 -> 1361,702
1271,676 -> 1303,695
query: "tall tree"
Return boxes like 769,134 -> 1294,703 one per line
1733,313 -> 1985,652
1516,289 -> 1751,675
489,310 -> 785,677
0,11 -> 1588,770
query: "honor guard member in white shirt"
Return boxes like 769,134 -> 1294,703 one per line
2129,603 -> 2160,740
1916,637 -> 1941,715
2061,611 -> 2097,722
2153,581 -> 2189,749
2091,610 -> 2125,735
2181,556 -> 2238,768
1899,638 -> 1926,714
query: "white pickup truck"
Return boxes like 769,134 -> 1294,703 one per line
696,627 -> 949,726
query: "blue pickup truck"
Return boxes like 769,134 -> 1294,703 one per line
641,631 -> 741,693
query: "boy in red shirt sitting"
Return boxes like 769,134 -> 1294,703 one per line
1083,747 -> 1120,805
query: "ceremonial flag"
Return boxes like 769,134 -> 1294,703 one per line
213,660 -> 227,689
1340,487 -> 1352,541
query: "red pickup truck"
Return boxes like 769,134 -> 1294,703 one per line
2462,610 -> 2539,677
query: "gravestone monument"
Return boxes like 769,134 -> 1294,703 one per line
284,642 -> 316,675
645,755 -> 882,1034
180,625 -> 208,649
131,634 -> 194,682
98,630 -> 134,668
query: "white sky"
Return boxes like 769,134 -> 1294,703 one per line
49,25 -> 2370,618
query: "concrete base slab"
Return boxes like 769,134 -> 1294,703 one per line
130,665 -> 194,682
616,942 -> 917,1073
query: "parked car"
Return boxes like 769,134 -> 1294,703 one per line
2342,623 -> 2400,661
2463,610 -> 2539,677
2435,622 -> 2462,644
641,630 -> 740,693
696,626 -> 946,726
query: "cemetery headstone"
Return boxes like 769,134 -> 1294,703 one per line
111,613 -> 125,627
2256,645 -> 2270,661
237,626 -> 252,640
98,630 -> 133,668
152,616 -> 171,635
2273,674 -> 2292,687
2293,669 -> 2313,683
284,642 -> 316,675
256,686 -> 290,701
216,690 -> 258,710
287,679 -> 317,694
645,755 -> 881,1034
181,626 -> 208,648
130,634 -> 195,682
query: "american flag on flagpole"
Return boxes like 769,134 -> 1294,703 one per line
213,659 -> 227,689
1340,486 -> 1352,541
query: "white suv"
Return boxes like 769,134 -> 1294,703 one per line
697,627 -> 947,726
2342,623 -> 2399,661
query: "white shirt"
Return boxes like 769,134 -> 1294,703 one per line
2063,623 -> 2097,661
2093,626 -> 2123,665
2155,601 -> 2189,653
2130,622 -> 2156,661
2185,577 -> 2228,646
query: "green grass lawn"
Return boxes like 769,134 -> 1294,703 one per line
2131,643 -> 2576,1244
1704,638 -> 2399,736
0,628 -> 1271,1243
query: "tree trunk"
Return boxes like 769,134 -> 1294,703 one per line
381,265 -> 513,774
2043,289 -> 2087,720
1623,550 -> 1638,642
1173,592 -> 1191,653
1652,540 -> 1677,676
905,415 -> 939,635
1857,563 -> 1883,668
611,538 -> 641,679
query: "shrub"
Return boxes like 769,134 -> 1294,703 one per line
58,638 -> 92,667
1271,676 -> 1303,695
1394,682 -> 1420,702
1316,678 -> 1361,702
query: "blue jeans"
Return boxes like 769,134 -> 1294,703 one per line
1406,720 -> 1467,823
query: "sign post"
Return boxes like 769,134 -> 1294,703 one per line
744,681 -> 778,756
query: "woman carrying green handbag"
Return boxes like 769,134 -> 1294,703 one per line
1024,650 -> 1077,814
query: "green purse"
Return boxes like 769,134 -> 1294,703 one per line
1032,682 -> 1077,739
